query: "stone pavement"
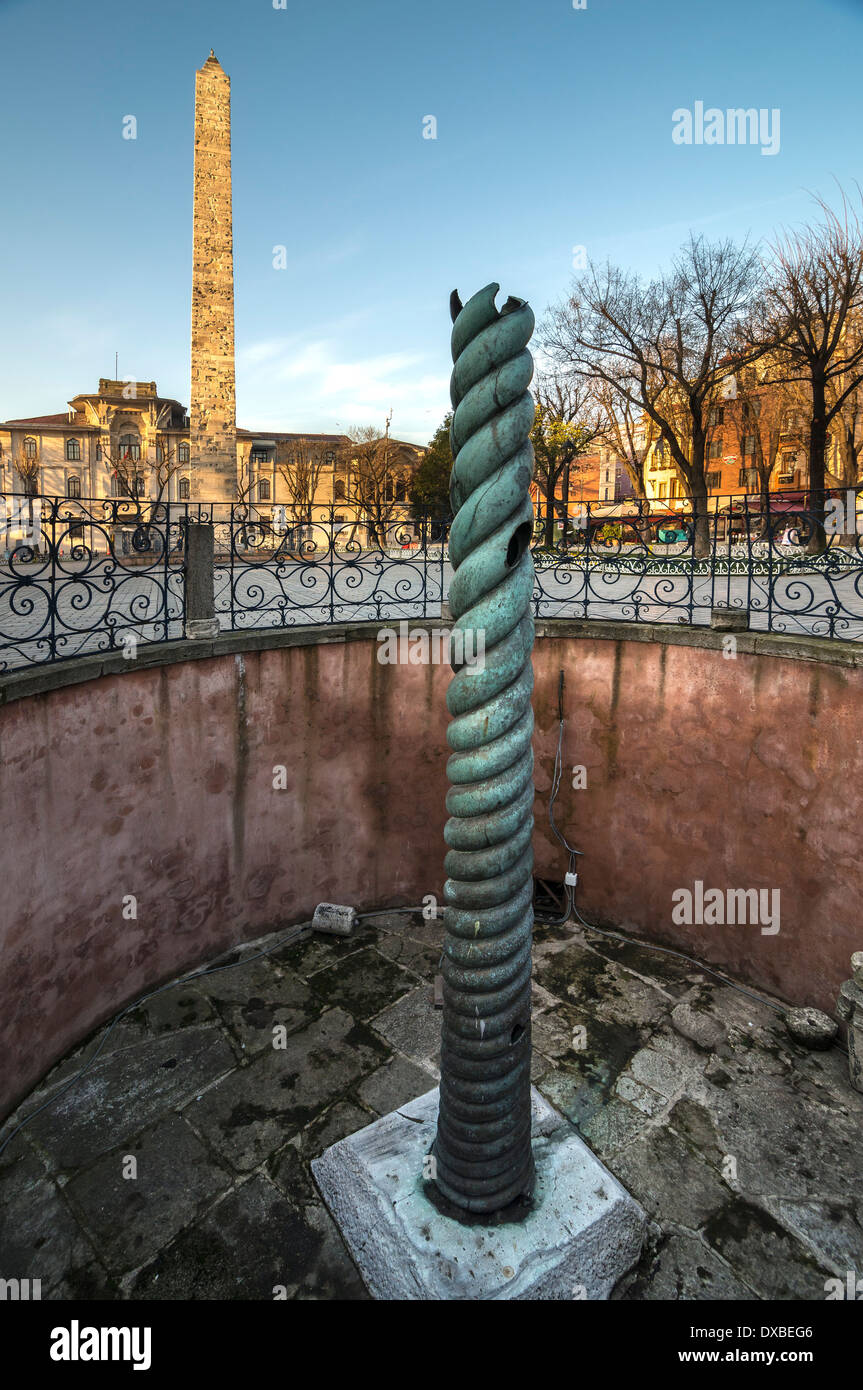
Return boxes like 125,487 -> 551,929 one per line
1,911 -> 861,1300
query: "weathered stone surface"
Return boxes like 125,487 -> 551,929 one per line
612,1125 -> 732,1231
356,1056 -> 436,1116
618,1228 -> 756,1301
614,1074 -> 668,1117
64,1113 -> 231,1275
766,1197 -> 863,1276
0,1173 -> 107,1295
4,906 -> 862,1302
533,940 -> 670,1030
784,1006 -> 839,1050
703,1198 -> 834,1300
671,1001 -> 728,1052
526,1000 -> 643,1130
184,1009 -> 387,1171
837,977 -> 863,1019
272,925 -> 376,979
710,606 -> 749,631
682,1060 -> 863,1203
292,1100 -> 371,1161
629,1047 -> 682,1099
837,977 -> 863,1091
312,1088 -> 647,1300
194,960 -> 320,1056
190,52 -> 236,500
371,985 -> 441,1069
575,1095 -> 648,1159
128,1174 -> 367,1300
23,1026 -> 236,1170
307,946 -> 416,1021
848,1025 -> 863,1092
374,929 -> 441,982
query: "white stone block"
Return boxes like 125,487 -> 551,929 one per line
312,1086 -> 646,1300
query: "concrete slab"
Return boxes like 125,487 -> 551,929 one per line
311,1086 -> 647,1300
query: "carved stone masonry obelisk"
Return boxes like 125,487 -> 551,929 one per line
191,51 -> 237,502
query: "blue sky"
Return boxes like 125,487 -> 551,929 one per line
0,0 -> 861,442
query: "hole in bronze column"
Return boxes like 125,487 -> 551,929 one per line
506,521 -> 532,569
510,1021 -> 525,1045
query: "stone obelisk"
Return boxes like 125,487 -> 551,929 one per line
190,51 -> 237,502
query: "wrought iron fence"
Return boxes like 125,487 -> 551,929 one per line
212,503 -> 449,630
0,494 -> 189,671
3,488 -> 863,672
531,489 -> 863,640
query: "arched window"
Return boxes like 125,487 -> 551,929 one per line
24,437 -> 37,460
178,477 -> 190,500
118,433 -> 141,462
66,475 -> 81,499
179,442 -> 190,464
65,438 -> 81,462
258,478 -> 271,501
385,478 -> 394,502
395,476 -> 407,502
334,479 -> 346,501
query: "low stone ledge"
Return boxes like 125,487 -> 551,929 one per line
3,617 -> 863,706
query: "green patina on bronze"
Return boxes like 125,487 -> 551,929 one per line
431,283 -> 538,1213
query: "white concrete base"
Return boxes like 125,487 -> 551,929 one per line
311,1086 -> 647,1300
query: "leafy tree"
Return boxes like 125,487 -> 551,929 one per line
531,376 -> 603,548
409,413 -> 453,520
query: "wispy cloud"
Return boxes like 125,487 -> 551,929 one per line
237,337 -> 449,442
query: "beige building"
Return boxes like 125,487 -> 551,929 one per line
0,379 -> 424,551
0,54 -> 424,541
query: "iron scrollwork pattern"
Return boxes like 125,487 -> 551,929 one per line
0,494 -> 187,672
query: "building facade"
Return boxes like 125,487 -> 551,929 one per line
0,379 -> 425,552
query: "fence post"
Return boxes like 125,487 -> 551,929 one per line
184,521 -> 219,640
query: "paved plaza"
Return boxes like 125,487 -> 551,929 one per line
2,910 -> 860,1300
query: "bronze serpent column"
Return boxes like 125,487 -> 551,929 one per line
431,283 -> 538,1215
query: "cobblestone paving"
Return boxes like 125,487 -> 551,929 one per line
1,912 -> 860,1300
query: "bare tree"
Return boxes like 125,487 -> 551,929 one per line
232,456 -> 265,551
830,378 -> 863,490
543,235 -> 767,554
11,448 -> 41,550
590,375 -> 652,499
99,437 -> 182,554
276,437 -> 332,535
102,436 -> 181,506
725,371 -> 806,528
339,421 -> 404,546
763,192 -> 863,549
12,448 -> 40,497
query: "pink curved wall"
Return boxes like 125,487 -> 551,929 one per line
1,628 -> 859,1117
